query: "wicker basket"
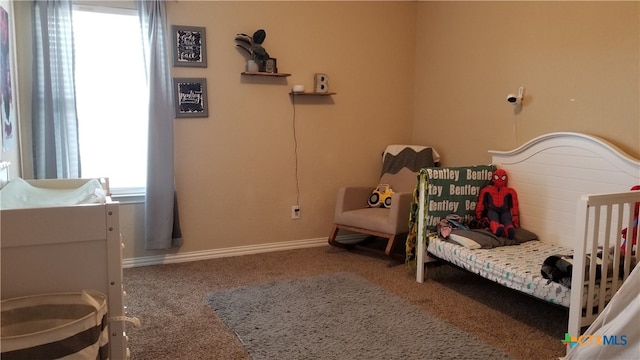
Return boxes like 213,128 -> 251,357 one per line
1,291 -> 109,360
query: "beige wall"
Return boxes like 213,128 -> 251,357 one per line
130,1 -> 417,258
413,1 -> 639,166
10,1 -> 639,260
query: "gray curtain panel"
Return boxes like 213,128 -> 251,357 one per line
31,0 -> 81,179
138,0 -> 182,249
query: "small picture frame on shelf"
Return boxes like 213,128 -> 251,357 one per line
265,58 -> 277,73
173,78 -> 208,118
171,25 -> 207,67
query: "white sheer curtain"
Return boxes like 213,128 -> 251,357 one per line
31,0 -> 81,179
138,0 -> 182,249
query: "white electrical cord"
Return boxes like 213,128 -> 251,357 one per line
291,96 -> 300,207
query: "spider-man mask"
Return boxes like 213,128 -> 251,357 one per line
493,169 -> 508,188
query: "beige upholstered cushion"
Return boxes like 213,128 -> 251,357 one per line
379,168 -> 418,194
336,208 -> 394,233
334,191 -> 414,234
333,145 -> 437,236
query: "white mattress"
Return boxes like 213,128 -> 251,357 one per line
427,237 -> 612,307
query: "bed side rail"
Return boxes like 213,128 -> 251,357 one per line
568,191 -> 639,338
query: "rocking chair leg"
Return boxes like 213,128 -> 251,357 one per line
384,235 -> 397,256
328,224 -> 352,250
385,234 -> 408,264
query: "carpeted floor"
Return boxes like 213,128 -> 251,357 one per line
206,272 -> 511,359
123,245 -> 569,360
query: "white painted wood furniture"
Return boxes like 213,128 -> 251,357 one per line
0,162 -> 132,359
414,132 -> 640,344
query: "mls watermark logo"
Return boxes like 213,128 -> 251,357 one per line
562,333 -> 628,350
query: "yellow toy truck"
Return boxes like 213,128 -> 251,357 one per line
368,184 -> 394,208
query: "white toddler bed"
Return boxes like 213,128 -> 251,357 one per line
410,132 -> 640,344
0,161 -> 134,359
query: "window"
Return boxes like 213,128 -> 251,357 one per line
72,5 -> 147,195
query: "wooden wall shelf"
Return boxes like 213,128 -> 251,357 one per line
242,71 -> 291,77
290,92 -> 336,96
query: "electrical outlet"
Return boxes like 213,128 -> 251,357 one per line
291,205 -> 300,220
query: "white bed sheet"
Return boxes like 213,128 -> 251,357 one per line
427,236 -> 613,307
0,178 -> 106,209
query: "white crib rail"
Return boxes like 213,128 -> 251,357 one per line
569,191 -> 640,339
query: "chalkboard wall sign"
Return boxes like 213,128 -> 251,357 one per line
173,78 -> 208,118
171,25 -> 207,67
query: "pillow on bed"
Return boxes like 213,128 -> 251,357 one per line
513,227 -> 538,243
421,164 -> 496,231
448,231 -> 482,249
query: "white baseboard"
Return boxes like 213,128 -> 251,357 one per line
122,234 -> 367,268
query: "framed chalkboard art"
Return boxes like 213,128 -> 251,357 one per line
173,78 -> 208,118
171,25 -> 207,67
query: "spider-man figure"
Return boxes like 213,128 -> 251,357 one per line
476,169 -> 520,239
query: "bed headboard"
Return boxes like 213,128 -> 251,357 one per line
490,132 -> 640,248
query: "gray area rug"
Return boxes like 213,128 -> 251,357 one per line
205,272 -> 511,360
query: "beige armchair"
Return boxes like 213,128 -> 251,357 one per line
328,145 -> 439,258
